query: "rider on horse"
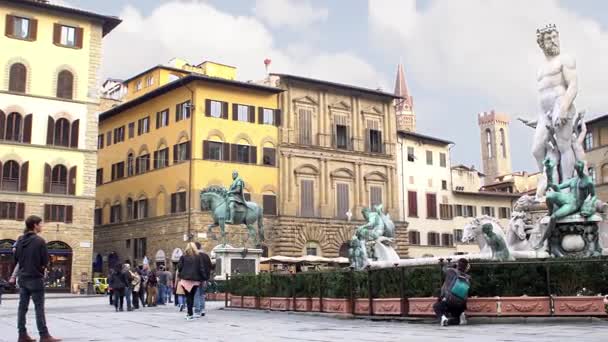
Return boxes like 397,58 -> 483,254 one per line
225,170 -> 246,224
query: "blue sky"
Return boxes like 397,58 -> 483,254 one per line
68,0 -> 608,173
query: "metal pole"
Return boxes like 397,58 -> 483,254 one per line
367,268 -> 373,316
400,266 -> 407,317
348,268 -> 354,315
224,273 -> 229,308
545,262 -> 553,315
292,273 -> 297,312
319,272 -> 324,313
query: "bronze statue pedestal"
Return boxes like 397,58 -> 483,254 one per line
540,214 -> 603,257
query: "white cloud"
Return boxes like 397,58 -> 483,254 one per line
253,0 -> 328,30
102,1 -> 385,90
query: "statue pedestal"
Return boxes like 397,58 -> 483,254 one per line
539,214 -> 603,257
211,245 -> 262,280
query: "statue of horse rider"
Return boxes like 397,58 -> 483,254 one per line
225,170 -> 246,224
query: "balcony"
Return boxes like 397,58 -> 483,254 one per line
50,181 -> 68,195
0,178 -> 19,191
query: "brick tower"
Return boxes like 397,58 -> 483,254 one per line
394,63 -> 415,132
478,110 -> 512,185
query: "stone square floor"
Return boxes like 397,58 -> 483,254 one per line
0,296 -> 607,341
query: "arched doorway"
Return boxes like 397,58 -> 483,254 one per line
0,239 -> 16,282
46,241 -> 72,292
338,242 -> 350,258
155,249 -> 166,268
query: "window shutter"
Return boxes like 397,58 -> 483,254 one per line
173,144 -> 178,163
0,161 -> 3,186
153,151 -> 158,169
275,109 -> 281,127
46,116 -> 55,145
20,161 -> 28,192
408,191 -> 417,217
170,193 -> 176,213
331,124 -> 337,147
205,99 -> 211,117
249,105 -> 255,123
16,203 -> 25,220
53,23 -> 61,44
164,148 -> 169,167
44,204 -> 51,221
250,146 -> 257,164
202,140 -> 209,160
346,126 -> 351,150
0,112 -> 5,139
70,119 -> 79,148
232,104 -> 238,121
43,163 -> 51,193
378,130 -> 384,153
179,193 -> 186,212
223,143 -> 230,161
257,107 -> 263,124
65,206 -> 73,223
22,114 -> 32,143
365,129 -> 371,152
222,102 -> 228,119
186,141 -> 191,160
29,19 -> 37,40
156,112 -> 160,129
5,15 -> 14,37
231,144 -> 237,162
175,103 -> 181,121
143,199 -> 149,218
75,27 -> 83,48
68,166 -> 77,195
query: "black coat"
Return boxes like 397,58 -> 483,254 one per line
109,270 -> 129,289
199,252 -> 212,281
14,232 -> 48,280
178,254 -> 206,282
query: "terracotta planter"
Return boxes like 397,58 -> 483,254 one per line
294,298 -> 311,311
372,298 -> 402,316
499,296 -> 551,316
553,296 -> 608,316
311,298 -> 321,312
231,296 -> 242,308
408,297 -> 437,316
242,296 -> 257,309
466,297 -> 498,316
322,298 -> 350,314
270,297 -> 290,311
259,297 -> 271,310
354,299 -> 371,315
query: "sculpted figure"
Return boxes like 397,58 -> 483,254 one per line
530,24 -> 578,193
482,223 -> 512,261
225,170 -> 246,224
348,205 -> 398,268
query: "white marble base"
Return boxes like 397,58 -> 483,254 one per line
211,245 -> 262,280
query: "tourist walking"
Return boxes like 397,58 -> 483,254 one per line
177,242 -> 206,320
139,264 -> 150,307
146,269 -> 158,307
157,265 -> 167,305
194,242 -> 212,316
162,266 -> 173,304
15,215 -> 61,342
129,266 -> 142,309
109,264 -> 128,312
123,264 -> 134,311
433,258 -> 471,326
174,270 -> 186,312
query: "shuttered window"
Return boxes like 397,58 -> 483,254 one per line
408,231 -> 420,245
136,154 -> 151,174
499,207 -> 511,219
96,168 -> 103,185
426,193 -> 437,219
300,179 -> 314,217
5,15 -> 37,41
298,108 -> 312,145
481,206 -> 496,217
407,191 -> 418,217
110,204 -> 121,223
440,153 -> 447,167
442,233 -> 454,247
94,208 -> 103,226
111,162 -> 125,180
426,151 -> 433,165
128,122 -> 135,139
175,101 -> 191,121
206,100 -> 227,119
439,204 -> 453,220
3,112 -> 31,143
56,70 -> 74,99
113,125 -> 125,144
53,24 -> 83,49
454,229 -> 464,243
174,141 -> 191,163
97,134 -> 104,149
44,205 -> 73,223
427,232 -> 440,246
262,147 -> 276,166
336,183 -> 349,219
9,63 -> 27,93
0,201 -> 25,220
170,192 -> 187,213
154,148 -> 169,169
137,117 -> 150,135
370,186 -> 382,209
263,194 -> 277,216
156,109 -> 169,128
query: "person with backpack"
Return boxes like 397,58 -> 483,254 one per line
433,258 -> 471,326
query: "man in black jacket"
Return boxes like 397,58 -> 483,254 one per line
15,215 -> 61,342
194,242 -> 212,316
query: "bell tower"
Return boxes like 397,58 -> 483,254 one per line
394,63 -> 415,132
478,110 -> 512,185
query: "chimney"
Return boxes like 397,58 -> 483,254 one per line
264,58 -> 271,77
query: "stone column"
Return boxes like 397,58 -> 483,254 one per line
354,97 -> 360,151
288,154 -> 293,202
287,87 -> 292,144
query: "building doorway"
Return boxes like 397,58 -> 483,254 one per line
46,241 -> 72,292
0,239 -> 16,284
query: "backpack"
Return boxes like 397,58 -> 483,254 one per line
445,271 -> 470,304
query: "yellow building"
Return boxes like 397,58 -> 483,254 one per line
94,60 -> 282,268
0,0 -> 120,292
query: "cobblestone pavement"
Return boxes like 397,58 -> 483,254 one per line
0,296 -> 607,342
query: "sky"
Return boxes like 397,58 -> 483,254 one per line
63,0 -> 608,173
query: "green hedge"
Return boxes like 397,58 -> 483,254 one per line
227,258 -> 608,298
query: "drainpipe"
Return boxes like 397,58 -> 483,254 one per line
185,81 -> 195,241
399,138 -> 406,221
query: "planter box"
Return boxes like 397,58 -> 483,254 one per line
466,297 -> 499,316
408,297 -> 437,316
311,298 -> 321,312
322,298 -> 350,314
499,296 -> 551,316
242,296 -> 257,309
259,297 -> 271,310
210,293 -> 227,301
372,298 -> 403,316
553,296 -> 608,316
294,298 -> 311,312
270,297 -> 290,311
354,299 -> 371,315
231,296 -> 242,308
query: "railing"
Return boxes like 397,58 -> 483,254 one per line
0,178 -> 19,191
50,181 -> 68,194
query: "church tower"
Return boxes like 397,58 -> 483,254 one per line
478,110 -> 512,185
394,63 -> 415,132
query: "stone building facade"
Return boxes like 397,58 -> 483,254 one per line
583,113 -> 608,201
0,0 -> 120,292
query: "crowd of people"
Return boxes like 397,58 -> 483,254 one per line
107,242 -> 212,320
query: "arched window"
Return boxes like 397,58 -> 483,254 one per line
5,112 -> 22,141
485,129 -> 492,159
51,165 -> 68,194
134,196 -> 148,219
57,70 -> 74,99
9,63 -> 27,92
126,197 -> 133,220
304,241 -> 321,257
54,118 -> 70,147
338,242 -> 349,258
127,153 -> 134,176
588,167 -> 597,184
1,160 -> 20,191
499,128 -> 506,158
